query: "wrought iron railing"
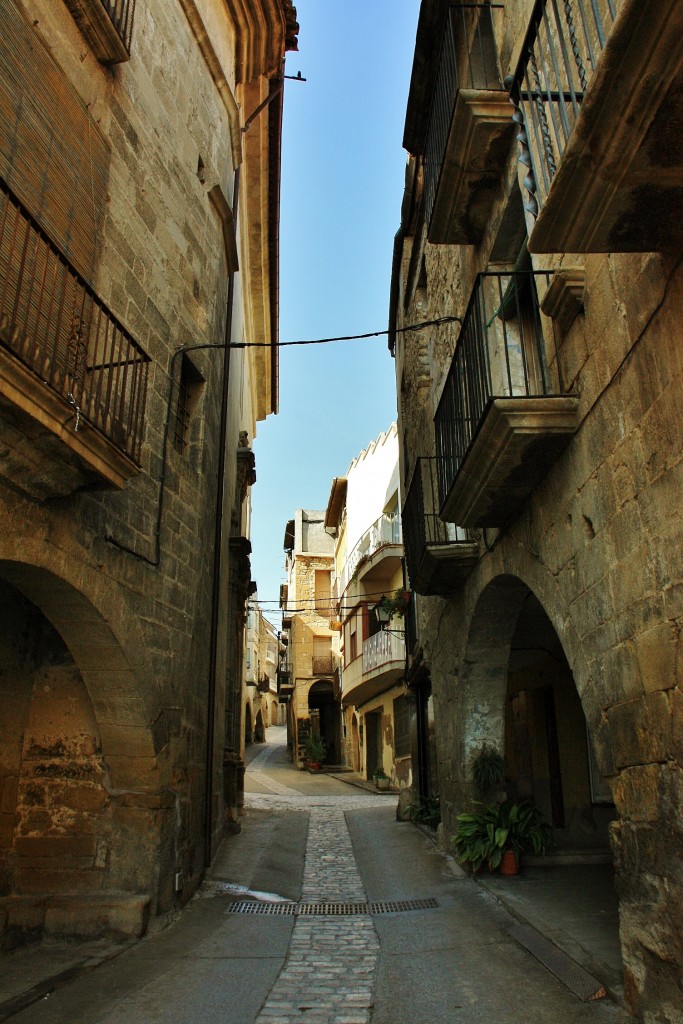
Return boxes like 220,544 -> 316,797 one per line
0,179 -> 149,464
101,0 -> 137,53
434,270 -> 563,509
312,655 -> 335,676
403,457 -> 472,586
506,0 -> 617,217
363,630 -> 405,675
341,512 -> 402,593
424,4 -> 503,228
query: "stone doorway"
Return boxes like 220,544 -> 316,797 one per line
0,569 -> 156,945
365,710 -> 382,781
504,592 -> 615,850
307,680 -> 341,764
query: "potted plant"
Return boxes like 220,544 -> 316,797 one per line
451,799 -> 552,874
304,732 -> 326,770
373,767 -> 390,790
470,744 -> 505,798
378,588 -> 411,620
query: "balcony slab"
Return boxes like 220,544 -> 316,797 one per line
342,661 -> 405,708
440,396 -> 579,527
528,0 -> 683,253
429,89 -> 516,245
411,541 -> 480,597
0,347 -> 139,500
63,0 -> 131,64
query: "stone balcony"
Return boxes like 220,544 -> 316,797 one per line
0,180 -> 149,500
63,0 -> 136,64
509,0 -> 683,252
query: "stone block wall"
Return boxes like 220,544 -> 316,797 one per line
393,12 -> 682,1010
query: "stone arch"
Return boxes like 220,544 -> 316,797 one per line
271,701 -> 278,727
0,565 -> 162,943
308,679 -> 341,765
0,560 -> 158,786
254,708 -> 265,743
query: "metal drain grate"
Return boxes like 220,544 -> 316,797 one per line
229,897 -> 438,917
511,924 -> 607,1001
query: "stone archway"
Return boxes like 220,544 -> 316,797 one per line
254,709 -> 265,743
308,680 -> 341,765
244,703 -> 253,745
0,563 -> 163,945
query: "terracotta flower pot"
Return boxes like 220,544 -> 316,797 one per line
500,849 -> 519,876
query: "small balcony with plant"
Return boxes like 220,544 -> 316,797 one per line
507,0 -> 683,252
434,269 -> 578,527
419,3 -> 514,245
0,179 -> 149,499
403,456 -> 479,597
63,0 -> 137,64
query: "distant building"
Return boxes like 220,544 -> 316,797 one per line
325,425 -> 409,788
244,598 -> 282,742
391,0 -> 682,1016
0,0 -> 297,944
279,511 -> 340,767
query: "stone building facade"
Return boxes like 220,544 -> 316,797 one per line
244,599 -> 281,742
279,511 -> 340,767
391,1 -> 682,1019
0,0 -> 297,945
324,425 -> 410,787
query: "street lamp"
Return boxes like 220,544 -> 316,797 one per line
374,596 -> 406,637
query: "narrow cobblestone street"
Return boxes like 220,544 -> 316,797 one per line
2,728 -> 629,1023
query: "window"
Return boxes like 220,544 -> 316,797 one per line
315,570 -> 332,614
394,696 -> 410,759
174,355 -> 204,455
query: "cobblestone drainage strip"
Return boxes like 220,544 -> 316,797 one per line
510,923 -> 607,1001
229,897 -> 438,916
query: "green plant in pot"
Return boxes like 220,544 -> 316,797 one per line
470,744 -> 505,797
373,767 -> 390,790
304,732 -> 326,769
452,799 -> 552,874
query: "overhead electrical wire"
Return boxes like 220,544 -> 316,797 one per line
230,315 -> 461,348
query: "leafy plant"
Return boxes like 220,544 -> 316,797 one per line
378,589 -> 411,619
452,800 -> 552,872
373,767 -> 389,780
471,744 -> 505,794
407,795 -> 441,830
304,732 -> 326,762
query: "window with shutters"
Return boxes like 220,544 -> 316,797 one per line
1,1 -> 111,284
314,570 -> 332,615
63,0 -> 137,64
393,696 -> 410,759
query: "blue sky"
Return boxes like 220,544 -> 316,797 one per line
250,0 -> 420,622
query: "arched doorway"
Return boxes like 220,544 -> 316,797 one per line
454,574 -> 621,988
244,703 -> 253,745
505,592 -> 615,848
271,702 -> 278,726
308,680 -> 341,765
0,569 -> 159,945
254,709 -> 265,743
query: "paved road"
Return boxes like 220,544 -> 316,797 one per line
6,727 -> 630,1023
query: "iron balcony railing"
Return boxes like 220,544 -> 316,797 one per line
434,270 -> 563,509
341,512 -> 402,593
362,630 -> 405,676
312,655 -> 335,676
101,0 -> 137,53
506,0 -> 617,216
403,457 -> 472,586
424,4 -> 503,228
0,179 -> 149,465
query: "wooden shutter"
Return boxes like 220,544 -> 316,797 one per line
0,0 -> 110,283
